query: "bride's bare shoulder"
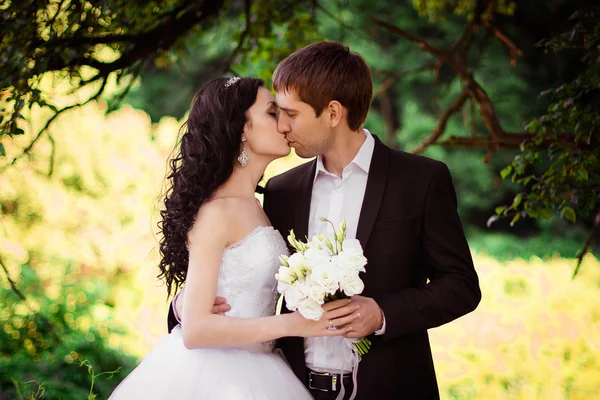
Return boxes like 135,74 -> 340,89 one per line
190,197 -> 252,236
187,199 -> 232,242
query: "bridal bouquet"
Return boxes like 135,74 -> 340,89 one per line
275,218 -> 371,356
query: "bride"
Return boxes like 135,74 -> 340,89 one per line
108,77 -> 358,399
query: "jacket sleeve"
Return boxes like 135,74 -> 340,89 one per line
378,162 -> 481,339
167,294 -> 180,333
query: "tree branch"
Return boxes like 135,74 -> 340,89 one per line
438,132 -> 576,150
373,62 -> 436,98
373,18 -> 471,78
412,88 -> 471,154
482,20 -> 523,66
226,0 -> 252,69
0,255 -> 64,344
1,103 -> 79,172
0,255 -> 26,301
43,1 -> 226,85
573,211 -> 600,279
373,16 -> 526,158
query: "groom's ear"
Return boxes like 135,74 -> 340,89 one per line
326,100 -> 344,128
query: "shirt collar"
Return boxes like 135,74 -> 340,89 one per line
314,129 -> 375,182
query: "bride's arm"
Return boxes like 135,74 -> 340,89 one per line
180,202 -> 358,350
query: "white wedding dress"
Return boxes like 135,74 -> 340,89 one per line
109,226 -> 313,400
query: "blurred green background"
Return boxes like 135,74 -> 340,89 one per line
1,0 -> 598,399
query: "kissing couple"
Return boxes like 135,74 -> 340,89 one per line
109,41 -> 481,400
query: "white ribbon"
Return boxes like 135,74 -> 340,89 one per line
335,338 -> 362,400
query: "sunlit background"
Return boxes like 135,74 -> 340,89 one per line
1,1 -> 599,399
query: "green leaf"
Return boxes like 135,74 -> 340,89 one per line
500,165 -> 513,179
495,206 -> 507,215
510,213 -> 521,226
562,206 -> 576,222
513,193 -> 523,207
521,176 -> 534,186
0,143 -> 4,156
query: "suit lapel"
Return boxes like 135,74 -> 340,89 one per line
294,159 -> 316,242
356,135 -> 390,250
279,160 -> 317,384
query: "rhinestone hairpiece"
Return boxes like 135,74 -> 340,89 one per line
224,76 -> 241,88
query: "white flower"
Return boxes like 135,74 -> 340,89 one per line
339,272 -> 365,296
277,280 -> 289,294
338,239 -> 367,272
287,253 -> 310,279
336,251 -> 367,273
284,281 -> 306,311
304,246 -> 330,266
310,261 -> 339,295
342,238 -> 363,254
307,283 -> 326,305
297,297 -> 324,321
275,266 -> 296,285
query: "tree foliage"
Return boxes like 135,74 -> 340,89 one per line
495,6 -> 599,274
0,2 -> 597,268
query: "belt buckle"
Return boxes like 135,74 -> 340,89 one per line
308,371 -> 337,392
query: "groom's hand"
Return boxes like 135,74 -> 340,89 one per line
211,297 -> 231,315
175,288 -> 231,320
339,295 -> 384,338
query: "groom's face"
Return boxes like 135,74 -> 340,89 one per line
275,91 -> 333,159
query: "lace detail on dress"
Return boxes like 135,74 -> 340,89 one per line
216,225 -> 288,354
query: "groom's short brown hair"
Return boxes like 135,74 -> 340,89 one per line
272,41 -> 372,131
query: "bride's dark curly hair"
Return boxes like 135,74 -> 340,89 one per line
158,77 -> 264,297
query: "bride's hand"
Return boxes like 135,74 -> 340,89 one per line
289,299 -> 361,337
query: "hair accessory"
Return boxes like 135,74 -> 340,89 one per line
224,76 -> 241,88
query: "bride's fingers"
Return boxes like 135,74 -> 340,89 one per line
322,325 -> 353,336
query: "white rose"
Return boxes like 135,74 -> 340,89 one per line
307,283 -> 326,305
275,266 -> 296,285
297,297 -> 324,321
336,251 -> 367,273
339,272 -> 365,296
310,261 -> 339,295
287,253 -> 309,279
284,281 -> 306,311
342,238 -> 363,254
304,247 -> 330,266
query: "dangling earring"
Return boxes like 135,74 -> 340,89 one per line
238,136 -> 249,167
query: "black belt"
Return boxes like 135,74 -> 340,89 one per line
307,369 -> 352,392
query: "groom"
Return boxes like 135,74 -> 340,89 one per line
169,41 -> 481,399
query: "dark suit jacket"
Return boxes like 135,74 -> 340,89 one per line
168,134 -> 481,399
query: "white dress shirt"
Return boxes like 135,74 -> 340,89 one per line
305,129 -> 385,373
